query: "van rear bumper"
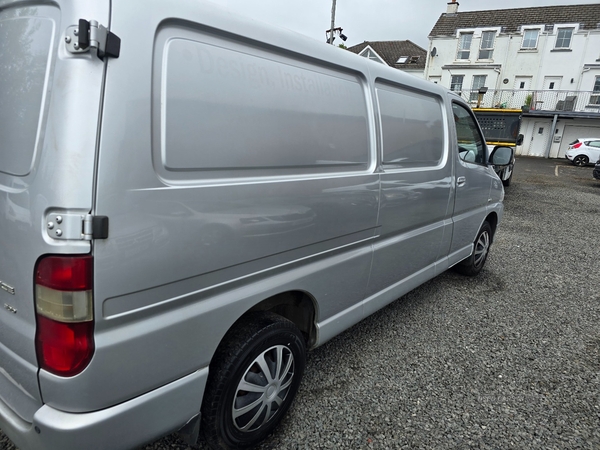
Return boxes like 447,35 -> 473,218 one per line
0,368 -> 208,450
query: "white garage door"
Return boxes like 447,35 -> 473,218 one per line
557,125 -> 600,158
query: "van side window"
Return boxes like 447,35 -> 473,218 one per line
158,36 -> 370,177
376,83 -> 445,168
452,103 -> 486,164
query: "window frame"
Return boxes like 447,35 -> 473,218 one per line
452,102 -> 487,166
555,27 -> 574,49
450,75 -> 464,93
478,31 -> 496,59
456,33 -> 473,60
470,75 -> 487,102
375,81 -> 448,171
359,46 -> 386,65
521,29 -> 539,49
590,76 -> 600,106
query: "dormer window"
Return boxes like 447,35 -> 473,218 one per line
457,33 -> 472,59
359,47 -> 385,64
522,29 -> 539,49
555,27 -> 574,49
478,31 -> 496,59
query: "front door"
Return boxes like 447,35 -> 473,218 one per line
543,76 -> 563,110
450,102 -> 495,260
524,122 -> 550,157
511,76 -> 532,109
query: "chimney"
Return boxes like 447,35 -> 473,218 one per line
446,0 -> 459,14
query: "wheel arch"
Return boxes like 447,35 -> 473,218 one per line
485,212 -> 498,242
212,290 -> 318,360
245,290 -> 318,348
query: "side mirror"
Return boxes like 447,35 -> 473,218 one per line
489,146 -> 513,166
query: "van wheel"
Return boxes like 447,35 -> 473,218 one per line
502,171 -> 512,187
201,313 -> 306,449
455,221 -> 492,276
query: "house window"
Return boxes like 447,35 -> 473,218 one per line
522,29 -> 539,49
457,33 -> 472,59
555,28 -> 574,49
590,76 -> 600,105
470,75 -> 487,101
361,48 -> 384,64
479,31 -> 496,59
397,56 -> 408,64
451,75 -> 464,92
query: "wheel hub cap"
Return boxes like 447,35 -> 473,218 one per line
232,345 -> 295,433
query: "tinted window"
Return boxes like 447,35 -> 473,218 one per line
452,103 -> 486,165
377,84 -> 445,168
162,38 -> 369,175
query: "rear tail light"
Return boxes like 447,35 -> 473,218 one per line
35,255 -> 94,377
573,142 -> 582,149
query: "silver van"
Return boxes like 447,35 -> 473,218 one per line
0,1 -> 512,449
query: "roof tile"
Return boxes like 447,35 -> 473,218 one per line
430,4 -> 600,36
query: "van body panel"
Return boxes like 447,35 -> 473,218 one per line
0,0 -> 507,447
448,99 -> 498,253
40,236 -> 375,411
1,369 -> 207,450
36,0 -> 381,412
362,71 -> 455,298
0,0 -> 109,425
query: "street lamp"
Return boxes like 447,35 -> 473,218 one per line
326,0 -> 348,45
328,0 -> 337,45
326,27 -> 347,44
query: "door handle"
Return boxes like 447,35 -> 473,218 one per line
457,176 -> 466,187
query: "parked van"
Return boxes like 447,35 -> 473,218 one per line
0,1 -> 512,449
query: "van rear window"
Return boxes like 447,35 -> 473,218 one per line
158,36 -> 370,176
376,83 -> 445,168
0,11 -> 54,177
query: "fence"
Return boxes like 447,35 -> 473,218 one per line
459,89 -> 600,113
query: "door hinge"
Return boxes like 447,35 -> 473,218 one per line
65,19 -> 121,60
46,213 -> 109,241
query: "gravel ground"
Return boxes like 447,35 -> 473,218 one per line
2,157 -> 599,449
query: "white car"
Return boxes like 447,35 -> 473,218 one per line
565,138 -> 600,166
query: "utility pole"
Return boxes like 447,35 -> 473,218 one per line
329,0 -> 336,45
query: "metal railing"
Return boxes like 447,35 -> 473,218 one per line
458,89 -> 600,113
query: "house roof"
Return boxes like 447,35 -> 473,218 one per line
430,3 -> 600,36
346,40 -> 427,70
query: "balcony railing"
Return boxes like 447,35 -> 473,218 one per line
458,89 -> 600,113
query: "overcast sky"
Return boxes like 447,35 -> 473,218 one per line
221,0 -> 600,49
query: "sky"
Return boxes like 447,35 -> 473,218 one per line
221,0 -> 600,49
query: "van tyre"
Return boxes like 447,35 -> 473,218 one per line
201,312 -> 306,449
455,221 -> 492,276
502,172 -> 512,187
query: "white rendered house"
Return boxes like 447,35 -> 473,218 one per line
426,1 -> 600,158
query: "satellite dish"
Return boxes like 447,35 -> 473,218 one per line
430,47 -> 437,57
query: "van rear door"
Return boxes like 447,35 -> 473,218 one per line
0,0 -> 109,421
